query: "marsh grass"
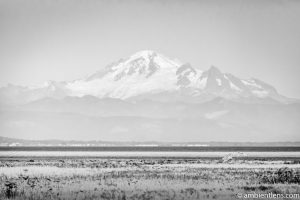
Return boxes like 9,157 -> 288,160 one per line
0,159 -> 299,200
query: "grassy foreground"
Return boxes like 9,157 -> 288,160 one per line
0,159 -> 299,200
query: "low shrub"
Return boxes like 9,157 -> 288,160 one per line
4,181 -> 17,198
261,167 -> 300,184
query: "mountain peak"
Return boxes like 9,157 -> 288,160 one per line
130,50 -> 157,59
133,50 -> 156,55
207,65 -> 222,73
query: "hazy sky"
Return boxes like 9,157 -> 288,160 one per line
0,0 -> 300,98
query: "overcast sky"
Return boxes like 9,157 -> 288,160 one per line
0,0 -> 299,98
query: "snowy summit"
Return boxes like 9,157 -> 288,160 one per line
0,50 -> 290,104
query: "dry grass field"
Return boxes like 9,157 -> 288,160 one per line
0,158 -> 299,200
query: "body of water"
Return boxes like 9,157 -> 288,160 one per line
0,146 -> 299,159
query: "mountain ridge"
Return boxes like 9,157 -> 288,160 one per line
1,95 -> 299,141
1,136 -> 300,147
0,50 -> 295,105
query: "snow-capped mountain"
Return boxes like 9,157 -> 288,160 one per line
0,50 -> 292,105
67,50 -> 184,99
0,50 -> 299,142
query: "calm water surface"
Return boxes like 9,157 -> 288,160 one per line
0,147 -> 299,158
